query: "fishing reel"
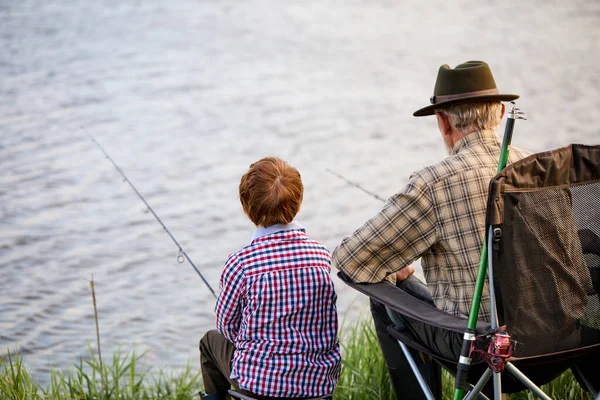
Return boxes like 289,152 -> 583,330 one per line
469,327 -> 514,373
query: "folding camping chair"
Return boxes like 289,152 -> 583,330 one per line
340,111 -> 600,399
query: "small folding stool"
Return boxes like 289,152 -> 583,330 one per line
228,390 -> 332,400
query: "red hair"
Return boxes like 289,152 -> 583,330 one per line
239,157 -> 303,227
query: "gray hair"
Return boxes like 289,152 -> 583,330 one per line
438,101 -> 502,132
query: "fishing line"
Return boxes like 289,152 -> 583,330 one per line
326,168 -> 386,203
87,132 -> 218,299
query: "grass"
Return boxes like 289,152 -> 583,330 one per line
335,319 -> 395,399
0,345 -> 200,400
0,319 -> 594,399
0,349 -> 43,400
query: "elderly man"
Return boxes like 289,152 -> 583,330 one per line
332,61 -> 530,399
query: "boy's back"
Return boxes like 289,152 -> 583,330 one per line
216,225 -> 340,398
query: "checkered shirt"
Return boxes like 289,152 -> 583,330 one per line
215,227 -> 341,398
332,130 -> 530,321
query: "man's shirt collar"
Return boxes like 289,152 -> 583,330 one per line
252,221 -> 305,241
451,129 -> 500,155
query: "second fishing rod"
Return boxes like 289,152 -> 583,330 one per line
88,133 -> 217,299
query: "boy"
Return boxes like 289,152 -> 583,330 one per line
199,157 -> 341,400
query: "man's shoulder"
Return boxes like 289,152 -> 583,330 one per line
411,145 -> 531,187
410,153 -> 475,187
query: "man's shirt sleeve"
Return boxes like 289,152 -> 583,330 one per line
215,255 -> 245,342
331,175 -> 437,283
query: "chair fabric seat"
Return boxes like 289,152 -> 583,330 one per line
337,273 -> 489,334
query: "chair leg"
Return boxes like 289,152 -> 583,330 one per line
397,341 -> 436,400
504,362 -> 551,400
492,371 -> 502,400
463,368 -> 493,400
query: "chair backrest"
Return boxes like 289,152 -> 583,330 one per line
486,144 -> 600,357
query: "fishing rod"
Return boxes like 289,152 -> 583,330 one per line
453,102 -> 527,400
326,168 -> 386,203
87,133 -> 218,299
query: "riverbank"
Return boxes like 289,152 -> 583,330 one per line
1,319 -> 591,400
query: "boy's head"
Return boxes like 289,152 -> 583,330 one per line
239,157 -> 303,227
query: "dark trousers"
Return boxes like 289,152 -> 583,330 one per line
370,275 -> 463,400
199,329 -> 253,399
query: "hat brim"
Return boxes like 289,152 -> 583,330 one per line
413,94 -> 520,117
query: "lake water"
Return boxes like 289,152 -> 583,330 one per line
1,0 -> 599,385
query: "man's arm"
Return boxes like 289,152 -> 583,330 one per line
215,255 -> 244,342
331,176 -> 437,283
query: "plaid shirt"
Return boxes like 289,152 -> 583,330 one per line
215,222 -> 341,398
332,130 -> 530,321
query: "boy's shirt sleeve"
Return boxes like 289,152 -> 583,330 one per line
215,254 -> 245,342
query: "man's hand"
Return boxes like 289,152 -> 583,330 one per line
395,265 -> 415,282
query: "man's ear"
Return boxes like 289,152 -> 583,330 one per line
500,103 -> 506,120
436,112 -> 452,136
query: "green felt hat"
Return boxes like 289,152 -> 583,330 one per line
413,61 -> 519,117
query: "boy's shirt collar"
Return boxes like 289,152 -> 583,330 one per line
252,221 -> 304,241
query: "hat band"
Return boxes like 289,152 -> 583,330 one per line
430,88 -> 499,104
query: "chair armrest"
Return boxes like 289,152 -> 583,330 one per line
338,271 -> 488,334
